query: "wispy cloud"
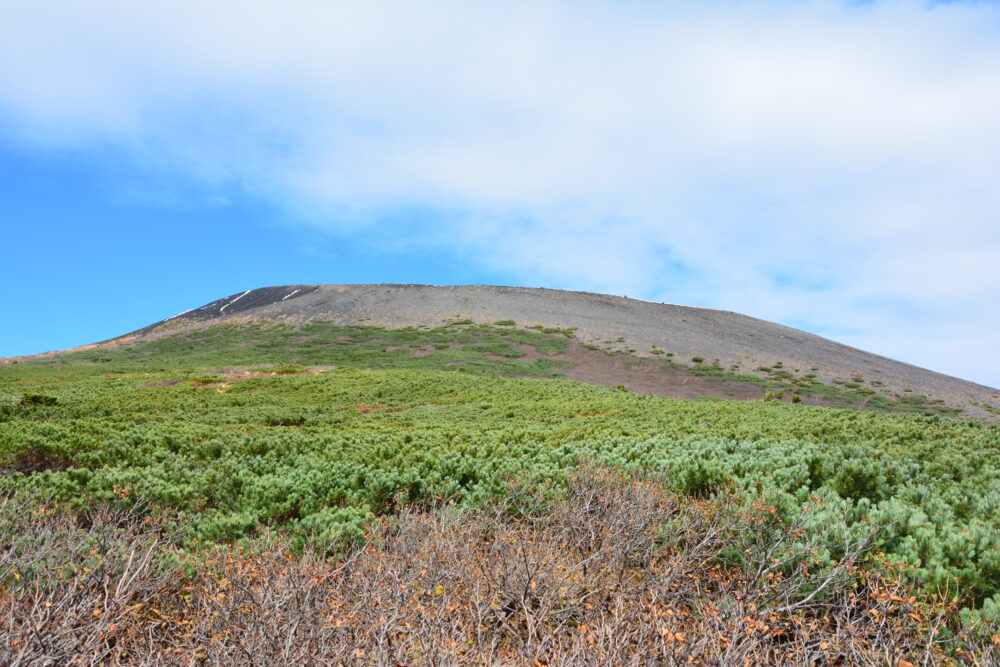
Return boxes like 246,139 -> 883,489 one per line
1,0 -> 998,385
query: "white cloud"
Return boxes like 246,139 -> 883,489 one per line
0,0 -> 998,385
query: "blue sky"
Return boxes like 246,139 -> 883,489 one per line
1,0 -> 998,388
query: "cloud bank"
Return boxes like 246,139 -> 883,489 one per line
1,0 -> 998,385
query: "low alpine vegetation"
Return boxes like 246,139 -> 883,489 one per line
2,319 -> 999,664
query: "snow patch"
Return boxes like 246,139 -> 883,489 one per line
220,290 -> 251,313
164,308 -> 194,321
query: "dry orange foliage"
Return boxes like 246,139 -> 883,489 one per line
2,472 -> 996,665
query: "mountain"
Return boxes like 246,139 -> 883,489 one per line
110,283 -> 994,418
4,283 -> 997,418
4,284 -> 1000,661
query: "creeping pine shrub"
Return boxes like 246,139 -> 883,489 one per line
190,375 -> 224,386
263,413 -> 307,427
294,505 -> 372,553
830,458 -> 891,501
260,364 -> 309,374
19,394 -> 58,406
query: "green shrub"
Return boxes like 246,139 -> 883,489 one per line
259,364 -> 309,374
19,393 -> 58,406
190,375 -> 224,385
830,459 -> 889,501
294,506 -> 372,553
263,413 -> 307,427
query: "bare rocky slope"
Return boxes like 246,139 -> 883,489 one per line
123,283 -> 1000,419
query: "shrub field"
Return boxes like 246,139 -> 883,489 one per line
2,321 -> 999,663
